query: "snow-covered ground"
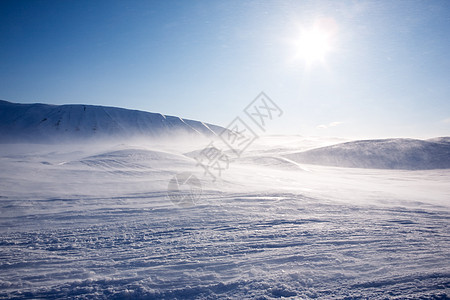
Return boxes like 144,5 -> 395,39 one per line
1,136 -> 449,299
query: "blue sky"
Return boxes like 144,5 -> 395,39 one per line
1,0 -> 449,138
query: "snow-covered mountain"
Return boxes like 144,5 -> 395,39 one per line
0,100 -> 225,143
285,138 -> 450,170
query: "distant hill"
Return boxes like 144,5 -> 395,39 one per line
427,137 -> 450,144
0,100 -> 225,143
284,138 -> 450,170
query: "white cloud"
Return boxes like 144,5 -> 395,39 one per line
317,121 -> 344,129
443,118 -> 450,124
329,121 -> 343,127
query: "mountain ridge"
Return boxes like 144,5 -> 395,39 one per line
0,100 -> 225,143
284,138 -> 450,170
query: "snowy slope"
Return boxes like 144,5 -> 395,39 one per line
428,136 -> 450,144
285,138 -> 450,170
0,100 -> 225,143
0,140 -> 449,299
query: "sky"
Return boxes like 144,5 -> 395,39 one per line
1,0 -> 450,139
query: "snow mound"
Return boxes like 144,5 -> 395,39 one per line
0,100 -> 225,143
72,148 -> 193,175
237,155 -> 305,170
285,138 -> 450,170
83,149 -> 188,163
427,136 -> 450,144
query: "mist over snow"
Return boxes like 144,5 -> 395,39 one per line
0,101 -> 449,299
2,0 -> 450,297
0,100 -> 225,143
285,138 -> 450,170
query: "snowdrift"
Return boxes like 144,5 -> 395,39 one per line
1,135 -> 449,298
0,100 -> 225,143
285,138 -> 450,170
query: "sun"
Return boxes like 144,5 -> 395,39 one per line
296,28 -> 331,64
291,18 -> 337,67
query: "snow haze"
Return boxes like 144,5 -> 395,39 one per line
1,100 -> 449,298
1,0 -> 450,298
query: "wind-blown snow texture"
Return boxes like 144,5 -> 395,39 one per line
285,138 -> 450,170
1,139 -> 449,299
0,100 -> 225,143
0,102 -> 449,299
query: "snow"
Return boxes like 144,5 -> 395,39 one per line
0,102 -> 449,298
1,136 -> 449,299
285,138 -> 450,170
0,100 -> 225,143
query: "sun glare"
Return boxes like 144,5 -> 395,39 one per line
297,28 -> 330,63
291,18 -> 337,67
